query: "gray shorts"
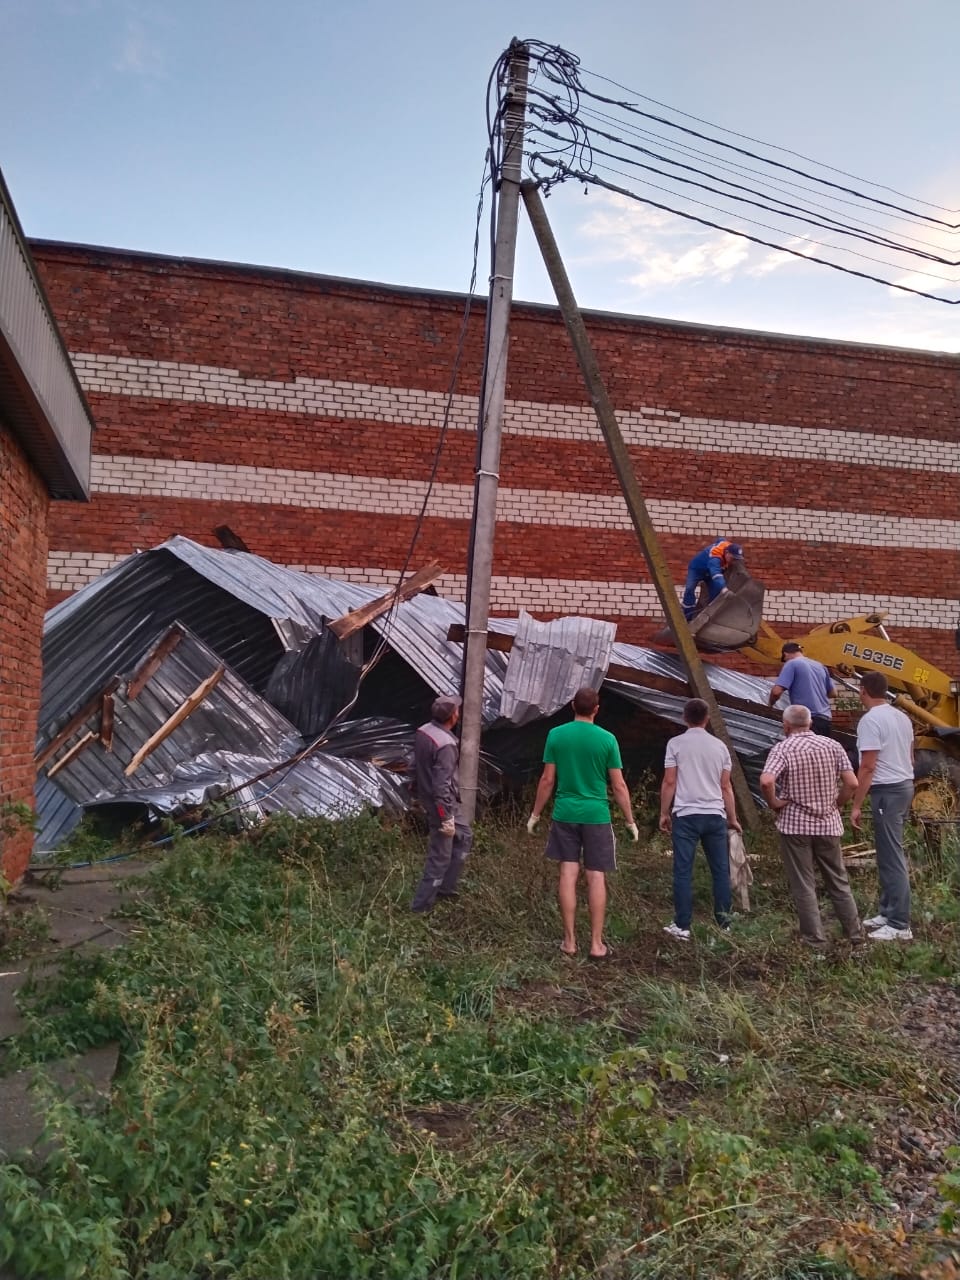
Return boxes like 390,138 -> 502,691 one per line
545,821 -> 617,872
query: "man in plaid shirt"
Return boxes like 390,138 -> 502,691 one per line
760,704 -> 863,949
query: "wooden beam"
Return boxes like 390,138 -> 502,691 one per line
100,691 -> 115,753
46,731 -> 97,779
327,561 -> 444,640
445,624 -> 783,723
124,665 -> 225,776
35,677 -> 121,770
126,625 -> 184,700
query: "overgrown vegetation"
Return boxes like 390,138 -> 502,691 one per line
2,803 -> 959,1279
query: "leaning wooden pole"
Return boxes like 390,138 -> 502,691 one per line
520,180 -> 759,827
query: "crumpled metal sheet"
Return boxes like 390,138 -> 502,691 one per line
44,625 -> 302,811
33,624 -> 410,856
113,747 -> 411,822
316,716 -> 415,775
36,534 -> 787,855
265,629 -> 361,738
499,611 -> 617,725
610,638 -> 777,704
42,537 -> 508,734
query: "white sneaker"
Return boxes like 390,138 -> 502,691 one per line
663,923 -> 691,941
867,924 -> 913,942
862,914 -> 888,930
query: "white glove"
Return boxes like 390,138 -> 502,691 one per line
526,813 -> 540,834
439,816 -> 455,837
626,822 -> 639,841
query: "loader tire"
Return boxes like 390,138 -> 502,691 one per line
913,749 -> 960,819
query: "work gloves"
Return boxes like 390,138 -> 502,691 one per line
526,813 -> 539,834
625,822 -> 639,841
439,816 -> 456,837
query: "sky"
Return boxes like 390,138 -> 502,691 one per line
2,0 -> 959,352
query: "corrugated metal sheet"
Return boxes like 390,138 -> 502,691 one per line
36,535 -> 793,852
611,639 -> 777,704
34,626 -> 410,854
42,626 -> 302,811
115,749 -> 410,823
40,548 -> 294,748
265,630 -> 361,737
499,612 -> 616,725
0,169 -> 93,497
42,538 -> 508,742
34,772 -> 82,854
162,538 -> 507,721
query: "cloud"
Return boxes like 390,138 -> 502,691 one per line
113,23 -> 163,75
576,194 -> 810,290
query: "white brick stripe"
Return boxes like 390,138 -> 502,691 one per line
46,550 -> 958,631
71,351 -> 960,475
89,454 -> 960,551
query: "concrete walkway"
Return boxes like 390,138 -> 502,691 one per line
0,859 -> 153,1157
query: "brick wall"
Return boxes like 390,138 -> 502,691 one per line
30,241 -> 960,675
0,418 -> 49,884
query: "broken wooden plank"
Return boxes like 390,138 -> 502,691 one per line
328,562 -> 444,640
35,677 -> 122,770
100,691 -> 115,753
124,665 -> 225,776
46,731 -> 97,779
126,625 -> 185,700
444,624 -> 783,723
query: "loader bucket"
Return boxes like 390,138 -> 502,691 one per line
689,571 -> 765,650
652,559 -> 766,652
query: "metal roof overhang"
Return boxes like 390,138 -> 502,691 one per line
0,169 -> 93,498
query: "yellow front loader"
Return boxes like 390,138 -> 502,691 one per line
682,562 -> 960,800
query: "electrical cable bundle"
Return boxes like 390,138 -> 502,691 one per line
508,40 -> 959,305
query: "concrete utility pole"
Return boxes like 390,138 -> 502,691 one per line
459,40 -> 530,824
520,181 -> 760,828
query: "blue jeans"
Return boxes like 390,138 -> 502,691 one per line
671,812 -> 732,930
682,560 -> 725,619
870,781 -> 913,930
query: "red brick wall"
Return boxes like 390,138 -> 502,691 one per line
30,241 -> 960,676
0,418 -> 49,885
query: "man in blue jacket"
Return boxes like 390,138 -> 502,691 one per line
682,539 -> 744,620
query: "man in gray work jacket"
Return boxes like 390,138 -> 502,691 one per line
410,694 -> 473,913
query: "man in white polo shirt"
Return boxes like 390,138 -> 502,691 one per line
659,698 -> 742,940
851,671 -> 914,942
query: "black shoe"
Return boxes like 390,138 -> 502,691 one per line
436,891 -> 460,902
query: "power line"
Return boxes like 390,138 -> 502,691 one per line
534,159 -> 959,306
577,66 -> 960,214
573,102 -> 954,251
530,107 -> 959,266
531,120 -> 960,270
510,40 -> 959,304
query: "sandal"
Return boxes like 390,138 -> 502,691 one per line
587,944 -> 615,962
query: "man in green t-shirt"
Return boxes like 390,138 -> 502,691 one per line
527,687 -> 638,960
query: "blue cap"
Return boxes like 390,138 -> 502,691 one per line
726,542 -> 744,557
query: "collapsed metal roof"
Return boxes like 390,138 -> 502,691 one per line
34,623 -> 411,854
35,536 -> 786,857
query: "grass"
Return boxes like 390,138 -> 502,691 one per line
1,804 -> 960,1279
